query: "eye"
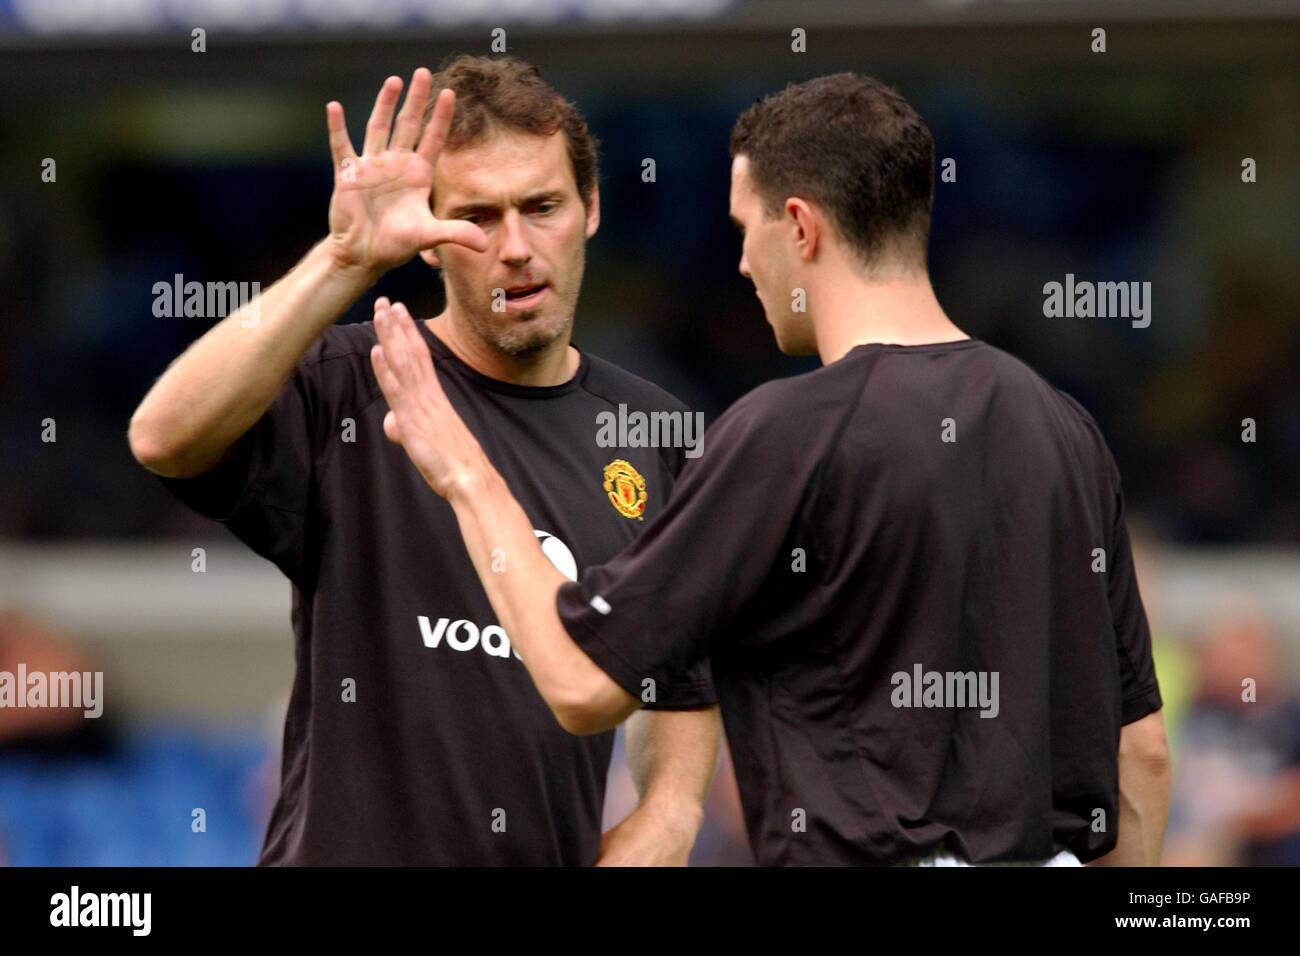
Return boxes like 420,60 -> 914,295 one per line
533,201 -> 558,215
456,209 -> 498,226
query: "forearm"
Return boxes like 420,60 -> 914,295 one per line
448,465 -> 638,733
129,238 -> 375,477
1092,714 -> 1172,866
627,707 -> 720,823
594,708 -> 719,866
1097,762 -> 1170,865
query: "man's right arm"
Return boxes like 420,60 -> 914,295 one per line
128,240 -> 374,478
128,67 -> 487,479
1084,436 -> 1168,866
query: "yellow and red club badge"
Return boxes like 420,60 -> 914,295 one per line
603,459 -> 647,520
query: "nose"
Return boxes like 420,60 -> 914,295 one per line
498,209 -> 531,267
738,250 -> 751,279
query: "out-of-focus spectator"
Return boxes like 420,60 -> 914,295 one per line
0,611 -> 114,755
1164,607 -> 1300,866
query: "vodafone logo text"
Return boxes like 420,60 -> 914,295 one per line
419,616 -> 519,658
417,530 -> 577,663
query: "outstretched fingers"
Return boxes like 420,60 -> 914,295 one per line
370,337 -> 401,407
326,101 -> 358,172
373,301 -> 435,399
370,342 -> 404,448
416,88 -> 455,166
391,68 -> 433,151
362,75 -> 403,155
391,304 -> 436,401
375,304 -> 413,387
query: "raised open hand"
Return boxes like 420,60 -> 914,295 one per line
370,298 -> 489,500
326,69 -> 488,277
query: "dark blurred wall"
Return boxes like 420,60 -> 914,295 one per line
0,15 -> 1295,541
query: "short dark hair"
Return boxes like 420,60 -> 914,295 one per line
730,73 -> 934,269
422,55 -> 599,207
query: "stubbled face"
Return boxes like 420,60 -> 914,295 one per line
729,155 -> 816,356
429,130 -> 599,356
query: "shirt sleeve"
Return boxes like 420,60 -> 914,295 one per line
557,386 -> 815,710
637,398 -> 710,710
1105,456 -> 1163,725
156,357 -> 321,591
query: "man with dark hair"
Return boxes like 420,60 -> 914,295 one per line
369,72 -> 1171,866
128,56 -> 719,865
729,72 -> 935,271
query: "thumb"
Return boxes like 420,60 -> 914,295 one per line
420,215 -> 489,254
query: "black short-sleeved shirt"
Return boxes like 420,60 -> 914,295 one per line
160,320 -> 714,865
558,339 -> 1162,866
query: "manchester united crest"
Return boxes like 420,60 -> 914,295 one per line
603,459 -> 647,520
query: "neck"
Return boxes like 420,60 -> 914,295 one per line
810,263 -> 967,365
425,309 -> 579,387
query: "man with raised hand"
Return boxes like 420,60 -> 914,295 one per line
129,56 -> 718,866
369,73 -> 1169,867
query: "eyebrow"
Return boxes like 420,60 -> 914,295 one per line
445,191 -> 566,219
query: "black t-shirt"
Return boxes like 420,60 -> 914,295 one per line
160,319 -> 714,865
558,339 -> 1162,866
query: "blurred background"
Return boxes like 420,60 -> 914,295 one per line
0,0 -> 1297,865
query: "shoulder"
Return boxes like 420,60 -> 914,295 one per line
291,321 -> 383,422
977,342 -> 1119,481
678,371 -> 836,474
962,342 -> 1109,435
977,342 -> 1099,422
715,364 -> 844,439
580,350 -> 691,416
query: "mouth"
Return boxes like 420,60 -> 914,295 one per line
501,283 -> 549,312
